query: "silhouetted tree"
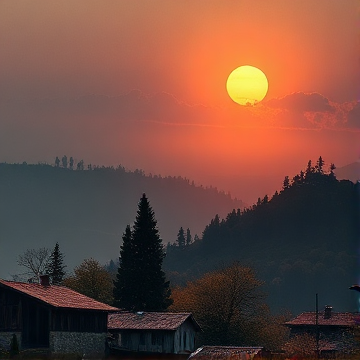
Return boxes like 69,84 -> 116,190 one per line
76,159 -> 84,170
329,163 -> 336,177
315,156 -> 324,173
176,227 -> 186,248
69,156 -> 74,170
54,156 -> 60,167
17,247 -> 51,281
61,155 -> 68,169
113,194 -> 172,311
113,225 -> 133,307
45,242 -> 66,285
186,228 -> 192,246
305,160 -> 314,177
282,176 -> 290,190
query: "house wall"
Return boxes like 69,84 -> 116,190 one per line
111,318 -> 197,355
113,330 -> 175,353
174,321 -> 196,354
0,332 -> 22,351
49,331 -> 106,356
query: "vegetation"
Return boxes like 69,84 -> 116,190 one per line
16,247 -> 51,282
170,263 -> 289,350
45,242 -> 66,285
113,194 -> 172,311
0,160 -> 242,284
62,258 -> 113,305
165,157 -> 359,314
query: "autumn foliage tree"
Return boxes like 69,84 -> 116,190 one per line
63,258 -> 113,305
170,263 -> 289,349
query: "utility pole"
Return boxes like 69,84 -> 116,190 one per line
316,293 -> 319,358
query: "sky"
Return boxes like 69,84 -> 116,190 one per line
0,0 -> 359,204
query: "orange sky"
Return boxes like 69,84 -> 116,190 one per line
0,0 -> 359,203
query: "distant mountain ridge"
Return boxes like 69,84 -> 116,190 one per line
0,162 -> 244,280
335,161 -> 360,183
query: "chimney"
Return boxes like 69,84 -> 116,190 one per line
324,305 -> 332,319
39,275 -> 50,286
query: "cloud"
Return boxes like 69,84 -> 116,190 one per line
347,102 -> 360,128
266,92 -> 334,113
15,90 -> 218,126
263,92 -> 360,130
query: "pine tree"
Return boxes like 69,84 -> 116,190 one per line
186,228 -> 192,246
113,225 -> 134,308
176,227 -> 185,248
46,242 -> 66,285
113,194 -> 172,311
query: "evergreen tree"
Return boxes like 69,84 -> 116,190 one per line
176,227 -> 186,247
282,176 -> 290,190
186,228 -> 192,246
61,155 -> 68,169
113,194 -> 172,311
46,242 -> 66,285
113,225 -> 134,308
315,156 -> 324,173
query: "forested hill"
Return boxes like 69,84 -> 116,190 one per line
164,162 -> 360,315
0,162 -> 244,280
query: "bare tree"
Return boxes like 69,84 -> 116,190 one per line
17,247 -> 51,282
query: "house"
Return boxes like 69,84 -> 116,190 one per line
0,276 -> 118,356
188,346 -> 268,359
284,305 -> 360,356
107,311 -> 201,355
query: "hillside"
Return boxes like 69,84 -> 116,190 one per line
0,162 -> 244,280
164,164 -> 359,315
335,161 -> 360,183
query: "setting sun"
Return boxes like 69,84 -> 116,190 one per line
226,65 -> 268,106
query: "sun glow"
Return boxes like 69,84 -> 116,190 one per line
226,65 -> 268,106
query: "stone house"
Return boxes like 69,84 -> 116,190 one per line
285,305 -> 360,356
0,276 -> 118,356
107,311 -> 201,355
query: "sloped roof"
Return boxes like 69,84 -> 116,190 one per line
0,279 -> 118,312
108,311 -> 201,331
285,311 -> 359,327
188,346 -> 264,359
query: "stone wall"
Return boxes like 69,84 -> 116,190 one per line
49,331 -> 106,356
0,332 -> 22,351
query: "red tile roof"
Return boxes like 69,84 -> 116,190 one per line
285,311 -> 359,327
0,279 -> 118,311
108,311 -> 201,331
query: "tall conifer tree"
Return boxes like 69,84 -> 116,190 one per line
46,242 -> 66,285
113,194 -> 172,311
176,227 -> 185,248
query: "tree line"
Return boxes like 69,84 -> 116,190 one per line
14,193 -> 289,350
164,157 -> 359,314
13,156 -> 356,352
